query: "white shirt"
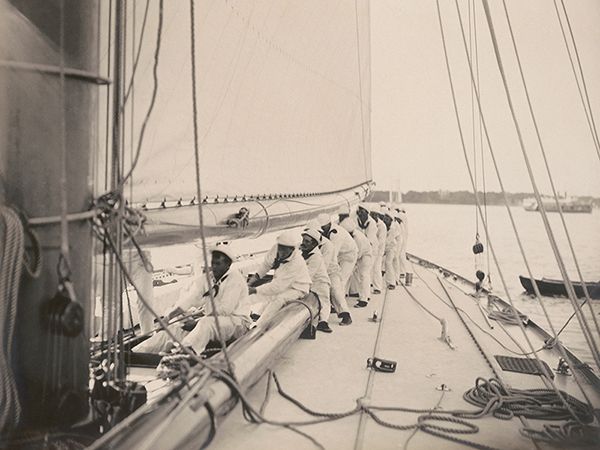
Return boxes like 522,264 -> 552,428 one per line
326,224 -> 358,262
319,237 -> 341,276
351,229 -> 372,259
175,267 -> 249,321
303,247 -> 331,301
357,216 -> 378,249
256,246 -> 311,296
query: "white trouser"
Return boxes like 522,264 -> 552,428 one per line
372,247 -> 384,291
339,255 -> 358,294
399,239 -> 407,275
329,272 -> 349,314
350,254 -> 372,301
181,316 -> 246,354
384,249 -> 397,286
312,284 -> 331,323
393,248 -> 401,282
98,250 -> 155,337
132,324 -> 188,353
252,289 -> 306,327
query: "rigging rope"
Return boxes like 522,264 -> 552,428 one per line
480,0 -> 600,370
553,0 -> 600,163
0,207 -> 24,432
437,0 -> 596,422
501,0 -> 600,344
119,0 -> 163,189
189,0 -> 235,377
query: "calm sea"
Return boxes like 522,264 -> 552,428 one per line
404,202 -> 600,365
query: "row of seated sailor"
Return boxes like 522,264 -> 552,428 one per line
131,203 -> 408,356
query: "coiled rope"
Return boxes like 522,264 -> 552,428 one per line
0,206 -> 24,431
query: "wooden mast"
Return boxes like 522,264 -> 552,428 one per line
0,0 -> 99,428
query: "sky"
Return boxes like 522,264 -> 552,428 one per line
370,0 -> 600,197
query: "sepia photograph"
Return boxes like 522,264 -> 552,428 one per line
1,1 -> 599,449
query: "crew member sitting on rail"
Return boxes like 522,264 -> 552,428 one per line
300,227 -> 333,333
247,230 -> 311,327
132,242 -> 250,354
306,219 -> 352,326
342,218 -> 373,308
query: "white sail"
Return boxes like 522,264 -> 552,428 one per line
108,1 -> 372,203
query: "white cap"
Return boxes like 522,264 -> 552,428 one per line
210,241 -> 237,262
317,213 -> 331,226
306,218 -> 321,230
337,205 -> 350,215
357,203 -> 370,213
302,228 -> 322,243
340,218 -> 357,233
277,230 -> 301,247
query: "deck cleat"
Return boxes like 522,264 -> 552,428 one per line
366,357 -> 397,373
555,357 -> 571,376
436,383 -> 452,392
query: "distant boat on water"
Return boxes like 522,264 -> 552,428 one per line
523,196 -> 592,213
519,275 -> 600,299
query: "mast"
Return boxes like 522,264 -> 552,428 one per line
0,0 -> 99,428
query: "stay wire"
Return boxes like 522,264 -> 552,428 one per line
553,0 -> 600,162
501,0 -> 600,348
189,0 -> 235,377
462,0 -> 600,386
480,0 -> 600,369
437,0 -> 594,422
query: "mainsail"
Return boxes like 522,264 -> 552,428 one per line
106,1 -> 372,203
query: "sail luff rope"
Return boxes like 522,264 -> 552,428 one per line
455,0 -> 598,413
354,0 -> 370,183
500,0 -> 600,345
437,0 -> 593,422
189,0 -> 235,377
480,0 -> 600,369
558,0 -> 600,161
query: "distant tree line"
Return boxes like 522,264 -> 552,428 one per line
368,190 -> 600,207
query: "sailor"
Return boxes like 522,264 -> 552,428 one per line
306,218 -> 352,326
381,209 -> 399,289
300,227 -> 333,332
397,210 -> 408,277
392,210 -> 404,283
369,207 -> 387,294
133,242 -> 250,354
337,205 -> 351,224
356,204 -> 378,250
317,212 -> 358,297
341,218 -> 373,307
247,230 -> 311,327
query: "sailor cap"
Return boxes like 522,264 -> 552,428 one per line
210,241 -> 237,262
302,228 -> 322,243
277,230 -> 301,248
317,213 -> 332,226
340,217 -> 357,233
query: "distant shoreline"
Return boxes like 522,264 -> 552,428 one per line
368,190 -> 600,207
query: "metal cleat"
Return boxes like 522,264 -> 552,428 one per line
436,383 -> 451,392
366,357 -> 397,373
555,358 -> 571,376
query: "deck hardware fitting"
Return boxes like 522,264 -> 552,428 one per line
366,357 -> 397,373
436,384 -> 452,392
555,358 -> 571,376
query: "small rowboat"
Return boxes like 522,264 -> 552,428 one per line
519,275 -> 600,299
